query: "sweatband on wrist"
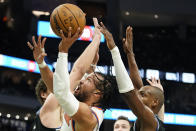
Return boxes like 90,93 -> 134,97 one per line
38,61 -> 47,68
110,46 -> 134,93
53,52 -> 79,116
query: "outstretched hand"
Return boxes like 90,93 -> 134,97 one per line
92,18 -> 101,39
97,22 -> 116,50
122,26 -> 133,54
59,27 -> 80,53
27,35 -> 47,64
146,77 -> 163,91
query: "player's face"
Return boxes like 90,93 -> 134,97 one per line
40,89 -> 51,103
74,73 -> 104,102
113,119 -> 131,131
138,86 -> 154,108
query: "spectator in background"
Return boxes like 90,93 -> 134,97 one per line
113,116 -> 133,131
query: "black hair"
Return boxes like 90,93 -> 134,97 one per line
94,72 -> 119,112
115,116 -> 133,127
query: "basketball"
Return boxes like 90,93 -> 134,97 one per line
50,3 -> 86,37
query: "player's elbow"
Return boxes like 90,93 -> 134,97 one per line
71,64 -> 86,76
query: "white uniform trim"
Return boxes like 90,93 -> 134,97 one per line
53,52 -> 79,117
60,107 -> 104,131
110,47 -> 134,93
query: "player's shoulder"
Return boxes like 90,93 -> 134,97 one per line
91,107 -> 104,120
91,107 -> 104,114
41,93 -> 60,113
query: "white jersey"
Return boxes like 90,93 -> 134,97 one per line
60,107 -> 104,131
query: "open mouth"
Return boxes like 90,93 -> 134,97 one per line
74,85 -> 81,93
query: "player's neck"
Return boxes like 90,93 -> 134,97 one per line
85,98 -> 99,107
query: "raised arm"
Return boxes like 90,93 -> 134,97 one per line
53,28 -> 99,130
27,35 -> 53,92
122,26 -> 143,90
70,18 -> 101,92
98,23 -> 157,129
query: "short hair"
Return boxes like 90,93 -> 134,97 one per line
94,72 -> 119,112
148,85 -> 164,111
35,79 -> 47,105
115,116 -> 132,127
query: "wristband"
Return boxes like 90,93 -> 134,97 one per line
38,61 -> 47,68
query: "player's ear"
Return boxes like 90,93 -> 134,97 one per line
152,98 -> 159,108
93,90 -> 102,99
41,91 -> 48,99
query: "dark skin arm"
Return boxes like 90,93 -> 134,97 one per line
123,26 -> 165,122
122,90 -> 157,130
98,22 -> 157,130
122,26 -> 143,90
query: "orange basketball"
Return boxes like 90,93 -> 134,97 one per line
50,3 -> 86,37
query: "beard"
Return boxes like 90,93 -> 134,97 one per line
74,91 -> 90,102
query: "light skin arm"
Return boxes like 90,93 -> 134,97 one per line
122,26 -> 143,90
147,77 -> 165,122
98,22 -> 157,129
27,36 -> 54,93
70,18 -> 101,93
58,26 -> 100,130
39,94 -> 62,128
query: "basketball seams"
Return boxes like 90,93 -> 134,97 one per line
57,8 -> 69,32
62,5 -> 80,28
50,4 -> 85,37
50,9 -> 61,36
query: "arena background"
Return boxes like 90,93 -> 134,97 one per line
0,0 -> 196,130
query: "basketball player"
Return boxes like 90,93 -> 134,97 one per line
113,116 -> 133,131
98,22 -> 165,131
35,78 -> 50,105
27,18 -> 118,131
122,26 -> 165,122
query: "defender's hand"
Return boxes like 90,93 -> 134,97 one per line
98,22 -> 116,50
146,77 -> 163,91
27,35 -> 47,64
122,26 -> 133,54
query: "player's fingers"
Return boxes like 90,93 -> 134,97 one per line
100,22 -> 106,29
32,36 -> 38,47
146,79 -> 153,85
93,17 -> 99,27
68,27 -> 72,38
122,38 -> 126,44
41,37 -> 47,48
27,42 -> 34,51
60,30 -> 66,39
37,35 -> 42,47
129,26 -> 133,38
152,77 -> 156,83
158,78 -> 161,84
74,27 -> 80,38
126,26 -> 130,39
41,52 -> 47,57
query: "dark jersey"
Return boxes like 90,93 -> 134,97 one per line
31,113 -> 61,131
131,115 -> 165,131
